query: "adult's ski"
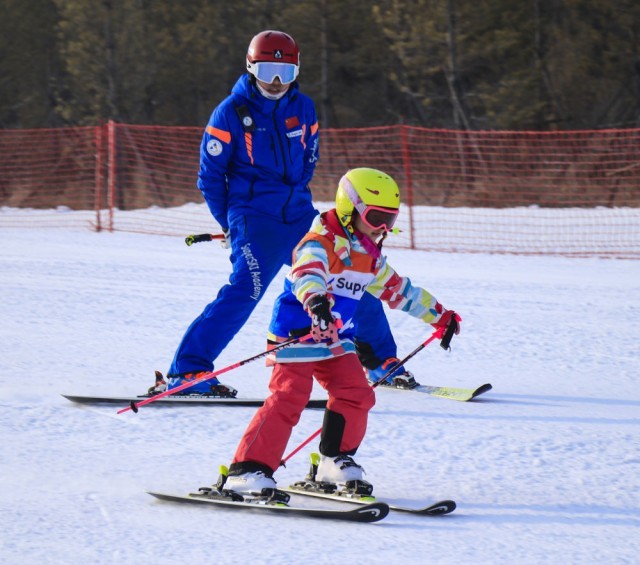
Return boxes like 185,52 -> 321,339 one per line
283,485 -> 455,515
147,490 -> 389,523
61,394 -> 327,409
374,383 -> 492,402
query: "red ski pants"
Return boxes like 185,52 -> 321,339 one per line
232,353 -> 376,472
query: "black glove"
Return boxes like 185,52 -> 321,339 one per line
306,295 -> 339,343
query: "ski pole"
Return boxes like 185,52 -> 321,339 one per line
439,314 -> 459,351
279,326 -> 447,467
118,334 -> 310,415
185,233 -> 226,246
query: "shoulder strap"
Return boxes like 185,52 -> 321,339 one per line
233,104 -> 256,133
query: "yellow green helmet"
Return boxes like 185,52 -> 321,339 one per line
335,168 -> 400,230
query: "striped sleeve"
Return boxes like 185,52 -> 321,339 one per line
290,239 -> 331,309
366,258 -> 442,323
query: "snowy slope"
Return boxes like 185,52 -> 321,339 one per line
1,226 -> 639,564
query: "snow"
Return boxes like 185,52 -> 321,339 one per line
1,224 -> 639,564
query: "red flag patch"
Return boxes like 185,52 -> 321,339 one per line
285,116 -> 300,129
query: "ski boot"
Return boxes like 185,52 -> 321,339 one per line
165,371 -> 238,398
291,453 -> 373,496
198,465 -> 290,505
367,357 -> 420,390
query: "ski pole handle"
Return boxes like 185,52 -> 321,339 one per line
440,315 -> 459,351
118,334 -> 310,415
185,233 -> 226,246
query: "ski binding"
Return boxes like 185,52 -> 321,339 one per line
284,453 -> 456,515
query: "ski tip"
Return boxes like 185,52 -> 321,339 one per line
471,383 -> 493,399
357,501 -> 390,522
130,400 -> 139,413
425,499 -> 456,515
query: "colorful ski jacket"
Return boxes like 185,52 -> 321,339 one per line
268,210 -> 444,363
197,74 -> 320,231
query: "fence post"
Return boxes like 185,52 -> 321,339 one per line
107,120 -> 116,232
400,124 -> 416,250
94,124 -> 103,232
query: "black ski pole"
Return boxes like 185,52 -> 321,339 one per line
185,233 -> 226,246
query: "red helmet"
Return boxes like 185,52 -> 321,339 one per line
247,30 -> 300,65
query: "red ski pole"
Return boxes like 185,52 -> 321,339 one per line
118,334 -> 310,415
280,326 -> 446,467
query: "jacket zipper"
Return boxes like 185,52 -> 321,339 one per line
271,99 -> 292,223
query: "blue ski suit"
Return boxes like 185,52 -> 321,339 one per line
168,74 -> 397,376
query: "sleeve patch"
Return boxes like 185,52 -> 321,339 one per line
206,139 -> 223,156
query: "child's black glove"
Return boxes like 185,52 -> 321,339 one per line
306,295 -> 340,343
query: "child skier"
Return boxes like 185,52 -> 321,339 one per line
223,167 -> 461,497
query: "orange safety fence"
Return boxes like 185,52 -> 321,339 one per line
1,121 -> 639,258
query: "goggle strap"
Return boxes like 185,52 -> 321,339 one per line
339,177 -> 367,215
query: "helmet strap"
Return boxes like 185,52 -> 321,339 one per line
351,226 -> 383,260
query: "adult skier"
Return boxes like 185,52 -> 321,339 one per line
148,32 -> 422,398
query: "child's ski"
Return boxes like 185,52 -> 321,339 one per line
147,490 -> 389,523
283,485 -> 456,515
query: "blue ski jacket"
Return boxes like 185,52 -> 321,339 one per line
197,74 -> 320,231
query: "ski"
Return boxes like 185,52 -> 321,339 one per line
147,490 -> 389,523
61,394 -> 327,409
415,383 -> 492,401
283,485 -> 455,515
375,382 -> 492,401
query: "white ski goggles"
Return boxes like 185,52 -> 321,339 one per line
248,61 -> 299,84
